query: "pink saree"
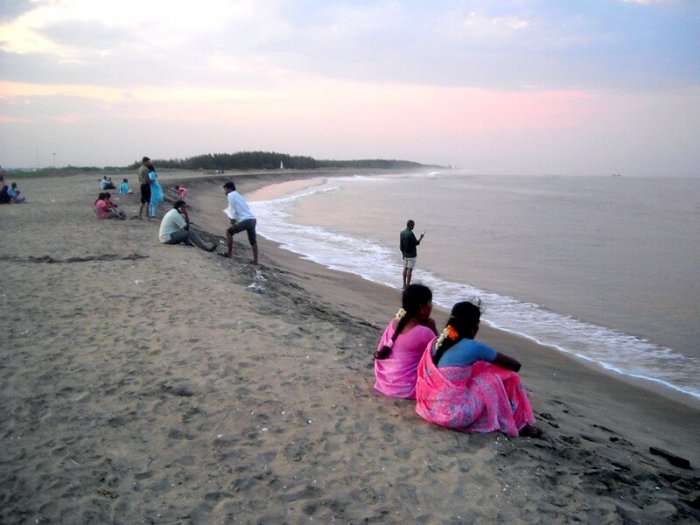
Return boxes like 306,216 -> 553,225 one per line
374,322 -> 437,400
415,341 -> 535,437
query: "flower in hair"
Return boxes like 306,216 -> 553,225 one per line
435,324 -> 459,350
395,308 -> 407,320
445,325 -> 459,341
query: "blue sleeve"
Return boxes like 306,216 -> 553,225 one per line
473,341 -> 497,362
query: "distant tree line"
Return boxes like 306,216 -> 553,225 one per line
317,159 -> 426,169
127,151 -> 431,171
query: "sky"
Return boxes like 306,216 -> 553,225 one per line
0,0 -> 699,175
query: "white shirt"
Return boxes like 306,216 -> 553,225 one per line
159,209 -> 187,243
224,191 -> 255,221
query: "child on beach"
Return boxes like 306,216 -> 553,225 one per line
176,184 -> 188,201
104,192 -> 126,219
95,193 -> 126,220
415,300 -> 542,438
119,178 -> 130,194
374,284 -> 439,399
7,183 -> 26,203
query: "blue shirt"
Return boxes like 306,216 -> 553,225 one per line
434,339 -> 497,368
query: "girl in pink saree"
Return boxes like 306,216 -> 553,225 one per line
374,284 -> 439,399
415,301 -> 541,438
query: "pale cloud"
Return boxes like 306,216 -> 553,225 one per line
0,0 -> 698,174
621,0 -> 667,4
0,0 -> 284,59
0,80 -> 276,104
462,11 -> 531,38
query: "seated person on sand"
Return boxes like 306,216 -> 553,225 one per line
99,176 -> 115,190
104,193 -> 126,219
374,284 -> 439,399
415,301 -> 542,438
0,185 -> 11,204
119,178 -> 130,195
159,200 -> 216,251
8,183 -> 26,203
94,193 -> 125,220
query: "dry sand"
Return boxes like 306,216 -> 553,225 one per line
1,170 -> 699,524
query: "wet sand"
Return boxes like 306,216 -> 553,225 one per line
1,170 -> 699,524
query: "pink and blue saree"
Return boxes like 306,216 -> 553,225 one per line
415,341 -> 535,437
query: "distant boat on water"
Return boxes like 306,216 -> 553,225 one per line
611,173 -> 622,177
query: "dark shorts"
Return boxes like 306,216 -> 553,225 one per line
227,218 -> 257,245
140,183 -> 151,204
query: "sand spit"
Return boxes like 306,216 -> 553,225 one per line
1,171 -> 699,524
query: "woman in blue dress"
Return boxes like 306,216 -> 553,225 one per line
148,164 -> 164,218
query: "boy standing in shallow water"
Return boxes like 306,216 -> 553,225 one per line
222,181 -> 259,265
400,219 -> 424,289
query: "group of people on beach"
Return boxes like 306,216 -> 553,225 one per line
103,157 -> 259,264
155,179 -> 259,264
91,159 -> 539,437
0,172 -> 26,204
375,284 -> 542,438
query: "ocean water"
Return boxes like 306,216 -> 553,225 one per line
249,172 -> 700,401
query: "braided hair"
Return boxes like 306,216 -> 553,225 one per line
432,301 -> 481,365
375,284 -> 432,360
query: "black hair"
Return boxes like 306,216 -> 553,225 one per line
123,178 -> 128,183
95,192 -> 106,205
142,156 -> 150,163
432,301 -> 481,366
223,181 -> 236,191
407,219 -> 415,228
173,200 -> 186,210
375,284 -> 432,360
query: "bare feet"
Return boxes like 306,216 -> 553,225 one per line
519,424 -> 543,438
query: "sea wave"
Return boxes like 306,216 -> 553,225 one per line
250,186 -> 700,401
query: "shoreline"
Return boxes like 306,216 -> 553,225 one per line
2,169 -> 698,523
188,170 -> 700,412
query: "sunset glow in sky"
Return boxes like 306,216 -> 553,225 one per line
1,0 -> 698,175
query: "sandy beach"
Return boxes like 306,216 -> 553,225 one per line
1,170 -> 699,524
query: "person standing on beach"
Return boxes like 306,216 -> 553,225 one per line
400,220 -> 424,289
137,156 -> 151,219
223,181 -> 258,265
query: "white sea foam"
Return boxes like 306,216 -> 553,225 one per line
251,185 -> 700,401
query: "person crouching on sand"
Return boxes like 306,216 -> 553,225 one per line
415,300 -> 542,438
374,284 -> 439,399
159,200 -> 216,251
222,181 -> 258,265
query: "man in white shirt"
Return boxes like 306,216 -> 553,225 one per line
223,181 -> 258,264
159,200 -> 216,251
